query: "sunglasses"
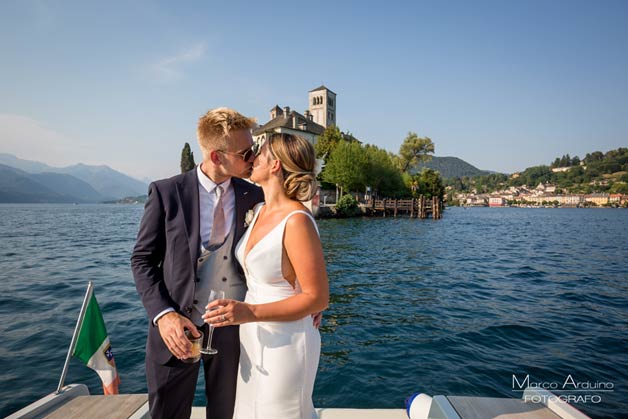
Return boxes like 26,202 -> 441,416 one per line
251,138 -> 266,157
218,146 -> 255,161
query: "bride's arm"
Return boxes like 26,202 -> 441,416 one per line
252,212 -> 329,320
205,213 -> 329,325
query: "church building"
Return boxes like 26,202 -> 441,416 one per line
253,85 -> 336,145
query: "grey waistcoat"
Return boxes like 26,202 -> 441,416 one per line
191,226 -> 246,326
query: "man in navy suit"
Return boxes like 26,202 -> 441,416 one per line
132,108 -> 264,419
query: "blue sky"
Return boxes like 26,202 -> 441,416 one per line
1,0 -> 627,181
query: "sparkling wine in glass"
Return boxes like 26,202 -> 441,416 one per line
200,289 -> 225,355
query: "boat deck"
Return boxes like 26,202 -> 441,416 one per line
446,396 -> 561,419
191,407 -> 407,418
43,395 -> 148,419
7,385 -> 590,419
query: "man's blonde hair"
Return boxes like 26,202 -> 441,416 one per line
197,107 -> 257,156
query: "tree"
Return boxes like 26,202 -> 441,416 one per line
560,154 -> 571,167
363,145 -> 408,198
408,168 -> 445,199
584,151 -> 604,163
398,132 -> 435,172
610,182 -> 628,194
516,165 -> 552,187
322,140 -> 368,193
314,125 -> 343,158
180,142 -> 196,173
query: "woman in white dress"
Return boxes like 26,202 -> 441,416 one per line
204,133 -> 329,419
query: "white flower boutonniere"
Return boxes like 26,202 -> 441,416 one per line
244,209 -> 255,228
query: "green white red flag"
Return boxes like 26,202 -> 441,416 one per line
72,292 -> 120,394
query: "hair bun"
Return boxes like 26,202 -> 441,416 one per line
284,172 -> 317,202
267,133 -> 319,202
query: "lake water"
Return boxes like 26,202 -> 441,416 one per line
0,205 -> 626,418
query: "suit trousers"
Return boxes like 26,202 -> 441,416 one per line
146,325 -> 240,419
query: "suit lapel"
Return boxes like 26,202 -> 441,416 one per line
177,169 -> 201,270
232,179 -> 248,243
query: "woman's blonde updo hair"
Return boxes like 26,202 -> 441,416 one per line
267,133 -> 318,202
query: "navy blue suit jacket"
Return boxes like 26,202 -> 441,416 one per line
131,168 -> 263,364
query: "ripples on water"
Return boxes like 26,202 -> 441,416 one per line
0,205 -> 626,418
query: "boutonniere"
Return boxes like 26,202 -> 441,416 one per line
244,209 -> 255,228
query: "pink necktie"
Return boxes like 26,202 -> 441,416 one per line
207,185 -> 226,248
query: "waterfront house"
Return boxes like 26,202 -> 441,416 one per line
489,197 -> 506,207
253,105 -> 326,146
534,182 -> 556,195
562,194 -> 584,206
466,196 -> 488,206
523,195 -> 543,205
609,194 -> 628,205
544,195 -> 584,206
584,193 -> 609,206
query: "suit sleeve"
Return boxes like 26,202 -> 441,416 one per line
131,182 -> 176,321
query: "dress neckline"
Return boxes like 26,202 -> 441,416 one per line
242,204 -> 313,263
243,204 -> 271,262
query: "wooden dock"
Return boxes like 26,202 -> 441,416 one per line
366,196 -> 443,219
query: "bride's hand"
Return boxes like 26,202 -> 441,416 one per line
203,299 -> 255,327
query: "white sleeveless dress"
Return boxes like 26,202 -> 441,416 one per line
233,203 -> 320,419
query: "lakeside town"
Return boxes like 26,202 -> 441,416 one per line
447,149 -> 628,208
454,182 -> 628,208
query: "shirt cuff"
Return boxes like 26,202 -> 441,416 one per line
153,307 -> 175,326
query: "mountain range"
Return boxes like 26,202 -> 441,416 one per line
0,154 -> 148,203
0,153 -> 491,203
411,156 -> 492,178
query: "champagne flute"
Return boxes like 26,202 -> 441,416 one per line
200,289 -> 225,355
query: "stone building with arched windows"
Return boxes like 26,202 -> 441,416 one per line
308,85 -> 336,128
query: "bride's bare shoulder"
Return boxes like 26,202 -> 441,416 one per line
284,205 -> 315,230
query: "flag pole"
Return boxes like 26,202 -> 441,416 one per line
56,281 -> 94,394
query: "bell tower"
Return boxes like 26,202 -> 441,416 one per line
308,85 -> 336,128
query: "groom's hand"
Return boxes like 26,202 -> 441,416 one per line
312,311 -> 323,329
156,312 -> 199,360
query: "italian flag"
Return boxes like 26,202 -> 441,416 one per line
72,292 -> 120,394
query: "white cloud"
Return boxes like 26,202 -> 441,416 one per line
0,114 -> 88,166
152,42 -> 207,81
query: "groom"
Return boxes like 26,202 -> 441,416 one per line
131,108 -> 264,419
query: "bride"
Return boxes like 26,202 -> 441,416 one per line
204,133 -> 329,419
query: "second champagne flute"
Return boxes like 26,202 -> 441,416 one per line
200,289 -> 225,355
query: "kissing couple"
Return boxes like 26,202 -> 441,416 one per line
132,107 -> 329,419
